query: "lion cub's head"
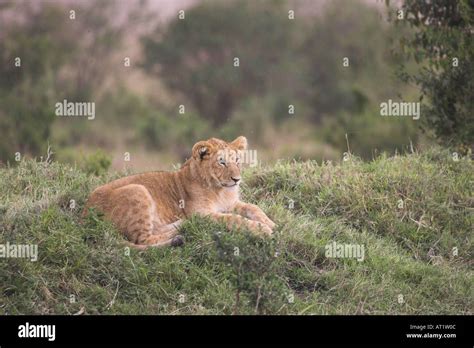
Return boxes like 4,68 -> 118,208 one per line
190,136 -> 248,189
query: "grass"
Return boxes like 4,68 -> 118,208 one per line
0,148 -> 472,315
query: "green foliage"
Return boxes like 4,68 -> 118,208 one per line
219,96 -> 275,144
318,107 -> 419,159
141,0 -> 294,126
390,0 -> 474,150
212,225 -> 286,314
0,1 -> 144,162
137,109 -> 211,156
0,5 -> 75,162
0,0 -> 433,164
180,216 -> 287,314
0,149 -> 472,314
100,86 -> 153,129
80,150 -> 112,176
302,0 -> 403,121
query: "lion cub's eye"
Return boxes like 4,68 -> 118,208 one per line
218,157 -> 226,166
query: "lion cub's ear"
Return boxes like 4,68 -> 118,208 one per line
192,141 -> 213,160
231,136 -> 248,151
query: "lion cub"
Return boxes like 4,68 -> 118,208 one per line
83,136 -> 276,249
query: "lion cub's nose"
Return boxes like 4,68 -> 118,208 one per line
231,176 -> 241,183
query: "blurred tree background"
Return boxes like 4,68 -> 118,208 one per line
0,0 -> 470,171
389,0 -> 474,153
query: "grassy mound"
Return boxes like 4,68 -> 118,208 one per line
0,149 -> 472,314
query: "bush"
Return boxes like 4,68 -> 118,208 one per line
80,150 -> 112,176
389,0 -> 474,151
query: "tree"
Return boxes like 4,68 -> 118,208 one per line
389,0 -> 474,151
301,0 -> 402,121
0,1 -> 141,162
0,4 -> 75,162
141,0 -> 294,126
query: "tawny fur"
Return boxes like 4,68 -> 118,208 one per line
83,136 -> 276,249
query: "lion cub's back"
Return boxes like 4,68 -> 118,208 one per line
84,171 -> 170,216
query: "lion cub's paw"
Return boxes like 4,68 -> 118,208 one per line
255,222 -> 274,236
254,215 -> 276,230
262,217 -> 276,230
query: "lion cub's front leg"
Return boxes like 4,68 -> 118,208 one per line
233,201 -> 276,230
208,212 -> 273,236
